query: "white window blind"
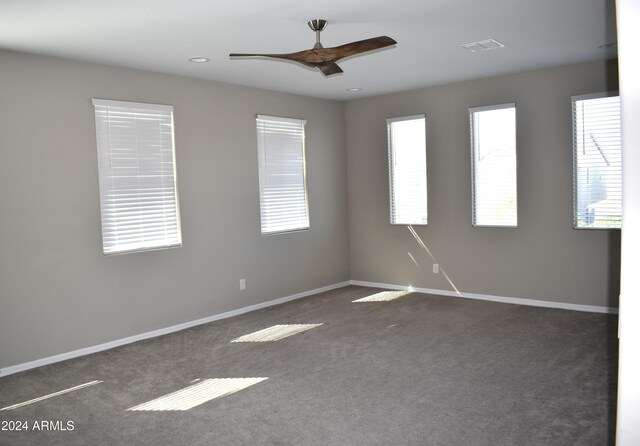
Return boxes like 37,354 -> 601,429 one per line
572,93 -> 622,229
256,115 -> 309,235
470,103 -> 517,227
387,115 -> 428,225
93,99 -> 182,254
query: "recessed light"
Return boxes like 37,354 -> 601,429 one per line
189,57 -> 210,63
461,39 -> 506,52
346,88 -> 362,92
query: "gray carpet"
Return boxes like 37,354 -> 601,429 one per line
0,286 -> 618,445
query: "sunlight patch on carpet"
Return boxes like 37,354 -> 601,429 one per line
353,291 -> 412,302
127,378 -> 268,411
1,380 -> 103,411
231,324 -> 323,342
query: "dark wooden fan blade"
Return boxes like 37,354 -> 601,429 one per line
229,52 -> 316,68
291,36 -> 396,65
318,62 -> 343,76
331,36 -> 397,60
229,53 -> 260,58
229,52 -> 304,60
229,35 -> 396,73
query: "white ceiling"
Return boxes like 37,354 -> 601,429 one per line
0,0 -> 617,100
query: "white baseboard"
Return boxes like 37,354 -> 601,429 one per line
349,280 -> 619,314
0,281 -> 350,378
0,279 -> 617,377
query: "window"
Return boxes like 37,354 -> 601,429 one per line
256,115 -> 309,234
572,93 -> 622,229
469,103 -> 517,227
387,115 -> 427,225
92,99 -> 181,254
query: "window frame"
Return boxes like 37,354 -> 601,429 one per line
469,102 -> 518,228
92,98 -> 182,255
571,92 -> 622,230
386,114 -> 428,226
256,114 -> 310,236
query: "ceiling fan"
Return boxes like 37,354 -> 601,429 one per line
229,19 -> 397,76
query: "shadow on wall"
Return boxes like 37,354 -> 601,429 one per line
603,24 -> 620,311
607,230 -> 621,308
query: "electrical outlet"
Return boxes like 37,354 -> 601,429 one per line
239,279 -> 246,290
432,264 -> 439,274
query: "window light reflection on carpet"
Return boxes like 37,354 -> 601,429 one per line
352,290 -> 412,302
231,324 -> 323,342
127,378 -> 268,411
1,380 -> 103,411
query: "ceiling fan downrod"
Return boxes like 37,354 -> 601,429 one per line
308,19 -> 328,49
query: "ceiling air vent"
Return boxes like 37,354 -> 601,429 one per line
461,39 -> 506,52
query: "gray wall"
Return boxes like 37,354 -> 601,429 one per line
345,60 -> 620,308
0,50 -> 621,371
0,50 -> 350,369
